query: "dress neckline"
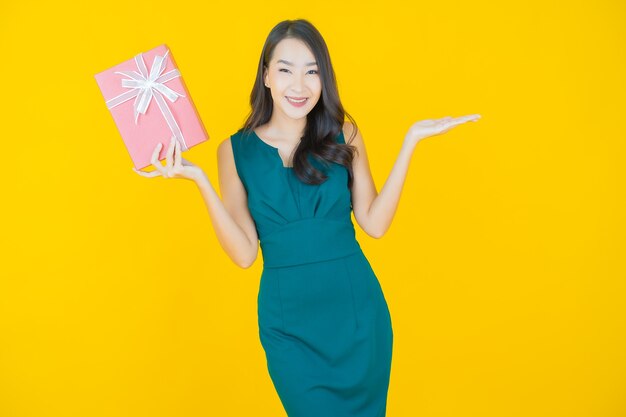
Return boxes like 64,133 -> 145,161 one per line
251,129 -> 295,169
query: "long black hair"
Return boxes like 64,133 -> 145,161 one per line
240,18 -> 359,187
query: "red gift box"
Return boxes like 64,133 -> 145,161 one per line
94,44 -> 209,170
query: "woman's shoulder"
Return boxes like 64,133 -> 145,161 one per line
218,128 -> 245,155
224,128 -> 250,147
341,121 -> 357,145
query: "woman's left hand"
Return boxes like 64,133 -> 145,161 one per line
404,114 -> 481,147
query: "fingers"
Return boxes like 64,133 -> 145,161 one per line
133,167 -> 161,178
459,114 -> 481,123
446,114 -> 481,129
135,137 -> 189,179
458,114 -> 481,123
165,136 -> 176,170
174,138 -> 183,169
150,142 -> 167,177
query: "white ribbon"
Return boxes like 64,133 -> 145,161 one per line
105,49 -> 189,150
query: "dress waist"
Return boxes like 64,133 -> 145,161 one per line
259,217 -> 362,268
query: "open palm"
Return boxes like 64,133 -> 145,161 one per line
407,114 -> 481,145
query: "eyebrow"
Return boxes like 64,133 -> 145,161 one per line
276,59 -> 318,67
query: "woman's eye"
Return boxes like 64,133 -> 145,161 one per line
278,69 -> 319,74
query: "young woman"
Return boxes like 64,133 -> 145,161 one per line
134,18 -> 480,417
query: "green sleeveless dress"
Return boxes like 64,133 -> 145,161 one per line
230,127 -> 393,417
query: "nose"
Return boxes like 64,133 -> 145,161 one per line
291,73 -> 305,93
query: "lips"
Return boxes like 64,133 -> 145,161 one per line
286,96 -> 308,107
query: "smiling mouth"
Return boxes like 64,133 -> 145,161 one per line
286,96 -> 308,103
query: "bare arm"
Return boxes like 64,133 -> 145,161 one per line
134,135 -> 258,268
193,138 -> 259,268
345,114 -> 481,238
344,122 -> 414,239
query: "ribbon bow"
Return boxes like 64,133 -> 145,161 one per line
105,49 -> 189,150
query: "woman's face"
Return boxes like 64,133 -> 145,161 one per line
264,38 -> 322,119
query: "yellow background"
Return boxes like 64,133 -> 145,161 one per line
1,0 -> 625,416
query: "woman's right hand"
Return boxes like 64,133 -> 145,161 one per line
133,136 -> 205,183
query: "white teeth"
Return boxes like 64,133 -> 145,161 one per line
287,97 -> 307,103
